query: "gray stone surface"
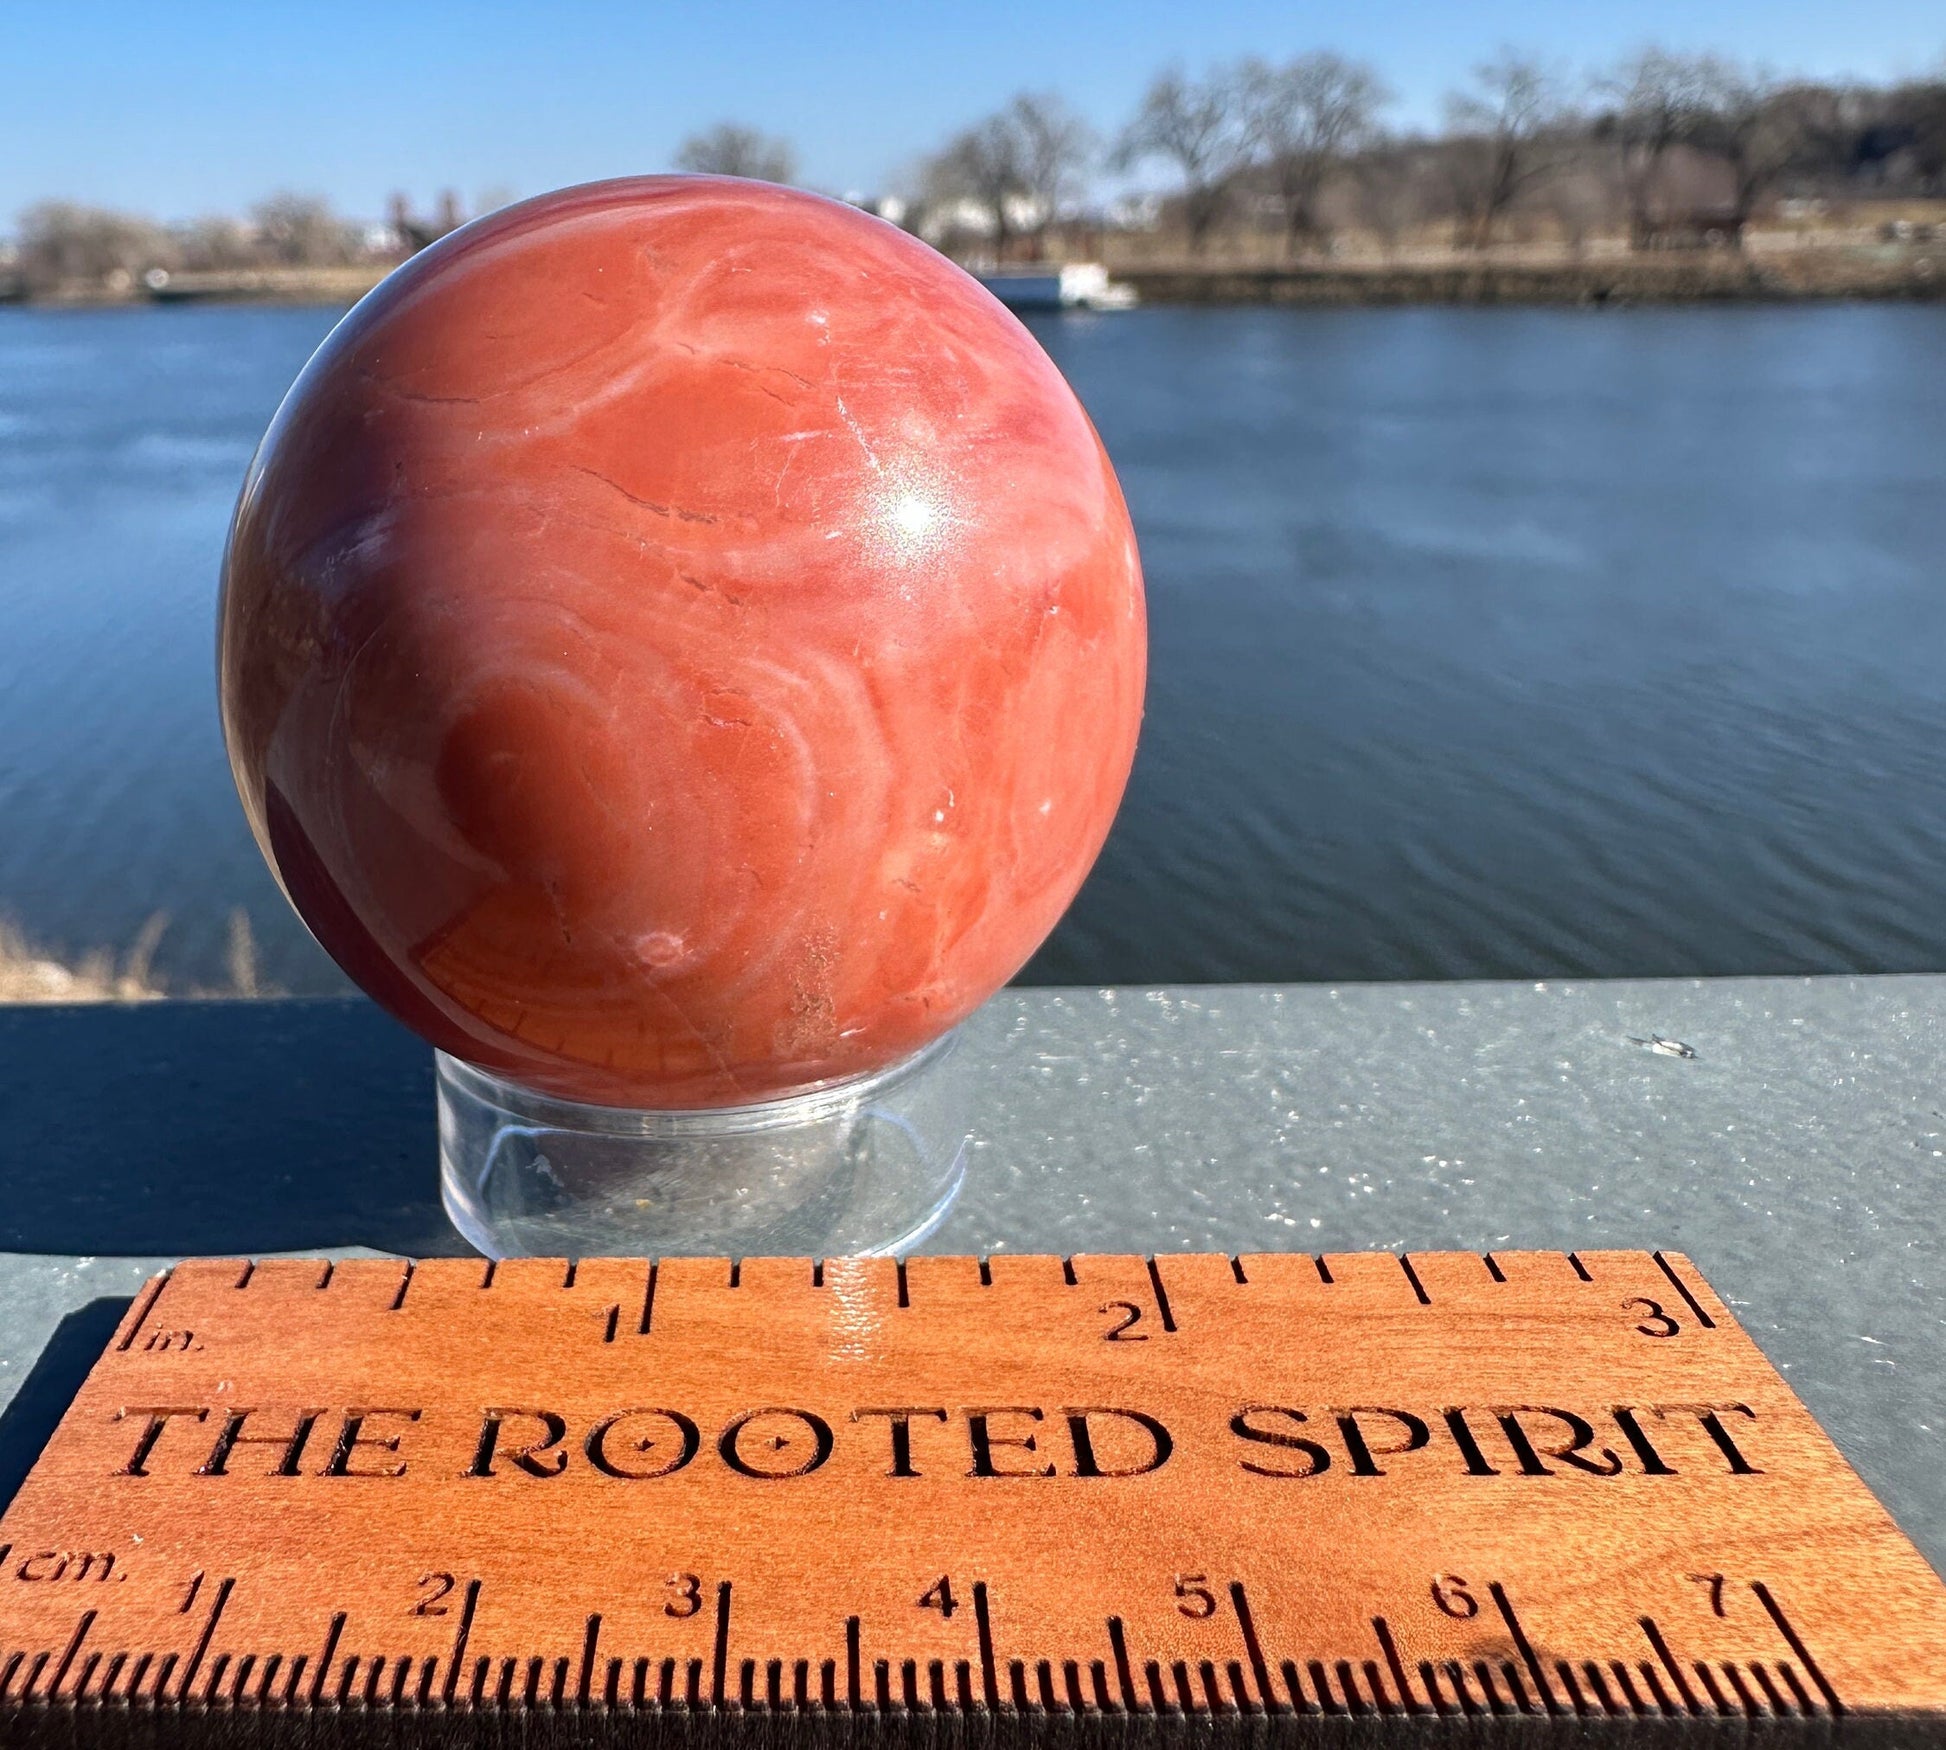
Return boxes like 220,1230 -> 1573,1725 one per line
3,976 -> 1941,1573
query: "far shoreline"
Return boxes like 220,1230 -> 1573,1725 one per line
3,249 -> 1943,311
1118,253 -> 1945,306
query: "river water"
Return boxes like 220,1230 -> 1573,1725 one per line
2,302 -> 1943,995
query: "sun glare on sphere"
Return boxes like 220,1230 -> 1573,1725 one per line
878,482 -> 952,564
892,495 -> 935,538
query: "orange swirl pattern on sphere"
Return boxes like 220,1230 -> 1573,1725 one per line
220,177 -> 1146,1107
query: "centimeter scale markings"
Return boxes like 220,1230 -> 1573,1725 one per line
0,1249 -> 1944,1745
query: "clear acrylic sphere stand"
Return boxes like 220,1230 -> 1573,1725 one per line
437,1032 -> 972,1258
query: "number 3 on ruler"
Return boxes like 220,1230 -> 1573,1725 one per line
1626,1297 -> 1681,1338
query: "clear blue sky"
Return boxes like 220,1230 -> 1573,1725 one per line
4,0 -> 1941,222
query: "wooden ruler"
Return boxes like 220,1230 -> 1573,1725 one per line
1,1249 -> 1943,1745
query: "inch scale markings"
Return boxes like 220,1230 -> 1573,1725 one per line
0,1248 -> 1941,1743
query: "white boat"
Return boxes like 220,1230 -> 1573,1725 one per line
978,262 -> 1137,312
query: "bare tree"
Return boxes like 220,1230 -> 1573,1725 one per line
1688,61 -> 1815,243
1442,51 -> 1573,248
171,216 -> 256,272
1240,52 -> 1391,256
1778,82 -> 1868,188
676,123 -> 798,184
924,114 -> 1030,256
1007,92 -> 1096,254
1114,66 -> 1253,252
15,203 -> 174,293
387,192 -> 465,253
1541,158 -> 1621,255
1347,142 -> 1437,257
251,192 -> 356,266
1885,79 -> 1946,193
1601,48 -> 1715,246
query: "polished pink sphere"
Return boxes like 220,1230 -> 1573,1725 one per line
220,177 -> 1145,1107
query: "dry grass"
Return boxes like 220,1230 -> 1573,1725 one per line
1090,200 -> 1946,273
0,911 -> 279,1003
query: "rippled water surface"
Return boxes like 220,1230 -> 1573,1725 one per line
2,302 -> 1944,993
